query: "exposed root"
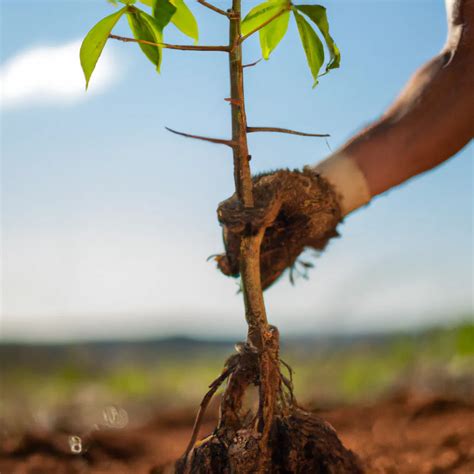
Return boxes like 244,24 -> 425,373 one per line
280,358 -> 296,406
175,334 -> 363,473
177,408 -> 363,473
183,357 -> 238,459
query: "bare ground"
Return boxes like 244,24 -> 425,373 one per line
1,393 -> 473,474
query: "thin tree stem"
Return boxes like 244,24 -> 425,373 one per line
228,5 -> 253,207
229,0 -> 268,345
108,34 -> 230,52
247,126 -> 330,137
228,2 -> 278,471
197,0 -> 230,17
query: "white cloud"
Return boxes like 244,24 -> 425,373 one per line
0,39 -> 119,109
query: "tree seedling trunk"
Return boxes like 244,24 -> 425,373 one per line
80,1 -> 363,472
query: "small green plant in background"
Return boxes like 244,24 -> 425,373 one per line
455,322 -> 474,357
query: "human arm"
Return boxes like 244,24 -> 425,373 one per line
314,0 -> 474,215
217,0 -> 474,289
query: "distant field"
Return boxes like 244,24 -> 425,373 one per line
1,322 -> 473,433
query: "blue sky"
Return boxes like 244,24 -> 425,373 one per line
1,0 -> 472,342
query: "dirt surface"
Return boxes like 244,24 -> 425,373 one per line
1,393 -> 473,474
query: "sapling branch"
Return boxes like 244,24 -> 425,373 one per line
165,127 -> 236,147
243,58 -> 263,68
108,34 -> 230,52
228,1 -> 281,470
197,0 -> 230,17
247,126 -> 330,137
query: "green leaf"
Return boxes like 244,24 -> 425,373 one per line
169,0 -> 198,43
153,0 -> 177,31
293,9 -> 324,88
241,1 -> 287,37
118,0 -> 137,4
259,10 -> 290,59
295,5 -> 340,72
138,0 -> 153,5
126,7 -> 163,71
80,7 -> 127,89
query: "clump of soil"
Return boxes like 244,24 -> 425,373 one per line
177,408 -> 361,473
170,329 -> 360,473
1,392 -> 474,474
216,169 -> 341,290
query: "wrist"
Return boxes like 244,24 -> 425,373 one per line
309,153 -> 371,216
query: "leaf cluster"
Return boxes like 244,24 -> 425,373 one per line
81,0 -> 340,89
242,0 -> 340,87
80,0 -> 198,88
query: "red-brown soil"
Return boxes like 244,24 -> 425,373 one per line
1,393 -> 473,474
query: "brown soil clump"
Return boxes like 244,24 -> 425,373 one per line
176,408 -> 361,473
216,169 -> 341,290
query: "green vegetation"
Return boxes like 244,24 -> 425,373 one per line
288,323 -> 474,401
80,0 -> 340,89
2,323 -> 473,431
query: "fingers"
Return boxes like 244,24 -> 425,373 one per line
215,253 -> 238,277
217,226 -> 241,276
215,242 -> 297,290
217,173 -> 283,233
259,230 -> 304,290
305,228 -> 340,251
215,175 -> 284,282
216,221 -> 305,290
215,172 -> 296,287
260,246 -> 295,290
214,169 -> 342,292
217,196 -> 281,234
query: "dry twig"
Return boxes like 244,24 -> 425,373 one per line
247,126 -> 329,137
197,0 -> 230,17
243,58 -> 263,68
109,34 -> 230,52
165,127 -> 236,147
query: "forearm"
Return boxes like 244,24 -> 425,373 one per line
314,0 -> 474,216
348,45 -> 473,197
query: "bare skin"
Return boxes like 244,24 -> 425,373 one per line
217,0 -> 473,289
347,0 -> 473,197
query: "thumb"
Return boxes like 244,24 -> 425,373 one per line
216,227 -> 241,277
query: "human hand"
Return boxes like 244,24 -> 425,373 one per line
215,169 -> 342,290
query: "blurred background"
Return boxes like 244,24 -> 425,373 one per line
1,0 -> 473,472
